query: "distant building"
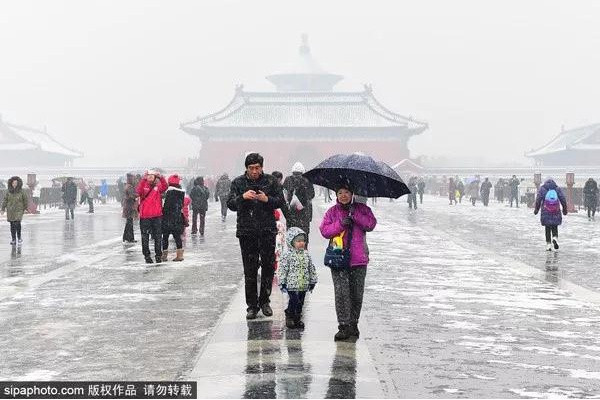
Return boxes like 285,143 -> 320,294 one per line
181,35 -> 428,174
0,115 -> 82,167
526,123 -> 600,166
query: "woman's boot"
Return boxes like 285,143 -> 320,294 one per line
173,248 -> 184,262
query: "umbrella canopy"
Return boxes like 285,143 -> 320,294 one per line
303,153 -> 410,198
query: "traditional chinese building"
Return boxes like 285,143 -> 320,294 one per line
0,115 -> 82,167
526,123 -> 600,166
181,36 -> 428,174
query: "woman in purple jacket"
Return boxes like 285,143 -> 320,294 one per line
534,178 -> 568,251
320,184 -> 377,341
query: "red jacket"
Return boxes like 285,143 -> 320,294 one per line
136,176 -> 167,219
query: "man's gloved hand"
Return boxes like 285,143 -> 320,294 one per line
308,283 -> 316,292
280,284 -> 287,293
342,215 -> 353,227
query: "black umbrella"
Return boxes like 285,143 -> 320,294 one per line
303,153 -> 410,198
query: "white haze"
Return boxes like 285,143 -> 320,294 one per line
1,0 -> 599,167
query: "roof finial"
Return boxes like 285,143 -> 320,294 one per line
299,33 -> 310,55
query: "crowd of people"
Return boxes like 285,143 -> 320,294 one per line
1,162 -> 599,341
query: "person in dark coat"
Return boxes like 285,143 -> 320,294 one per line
480,178 -> 493,207
162,174 -> 186,262
417,177 -> 426,204
448,177 -> 457,205
407,177 -> 418,209
509,175 -> 520,208
1,176 -> 29,245
122,173 -> 138,243
583,178 -> 599,220
189,176 -> 210,235
534,178 -> 568,251
283,162 -> 315,242
62,177 -> 78,220
227,153 -> 285,320
495,178 -> 504,203
215,173 -> 231,222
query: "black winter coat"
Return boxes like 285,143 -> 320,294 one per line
162,186 -> 185,232
282,173 -> 315,230
190,185 -> 210,211
215,176 -> 231,200
227,173 -> 285,237
583,179 -> 599,208
62,181 -> 78,204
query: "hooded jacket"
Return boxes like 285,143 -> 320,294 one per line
136,176 -> 168,219
534,179 -> 568,226
320,200 -> 377,267
1,177 -> 28,222
278,227 -> 318,291
227,172 -> 285,237
162,185 -> 185,231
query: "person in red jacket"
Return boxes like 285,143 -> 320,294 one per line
136,169 -> 168,263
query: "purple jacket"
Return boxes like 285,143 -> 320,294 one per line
534,179 -> 568,226
320,201 -> 377,267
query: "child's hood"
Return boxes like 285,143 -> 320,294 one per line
286,227 -> 307,249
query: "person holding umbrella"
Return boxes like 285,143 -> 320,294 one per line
305,153 -> 403,342
320,182 -> 377,341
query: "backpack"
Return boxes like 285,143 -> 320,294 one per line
543,189 -> 560,213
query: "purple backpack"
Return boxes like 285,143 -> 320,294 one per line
543,189 -> 560,213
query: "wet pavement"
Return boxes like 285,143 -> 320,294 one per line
0,196 -> 599,398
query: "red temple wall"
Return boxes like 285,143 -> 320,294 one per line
200,140 -> 409,175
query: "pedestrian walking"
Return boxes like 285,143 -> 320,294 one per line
278,227 -> 317,329
215,173 -> 231,222
283,162 -> 315,243
407,177 -> 418,209
583,177 -> 598,221
122,173 -> 138,243
417,177 -> 426,204
161,174 -> 186,262
468,179 -> 480,206
136,169 -> 167,264
534,178 -> 568,251
78,179 -> 94,213
509,175 -> 520,208
227,153 -> 285,320
62,177 -> 78,220
480,177 -> 492,206
1,176 -> 28,246
189,176 -> 210,236
456,179 -> 465,204
319,184 -> 377,342
448,177 -> 457,205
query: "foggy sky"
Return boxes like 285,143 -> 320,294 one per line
1,0 -> 600,168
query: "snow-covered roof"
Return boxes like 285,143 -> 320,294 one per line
526,123 -> 600,158
181,86 -> 428,133
392,159 -> 424,170
0,120 -> 83,158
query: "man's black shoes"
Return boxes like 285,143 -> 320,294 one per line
261,303 -> 273,317
246,309 -> 258,320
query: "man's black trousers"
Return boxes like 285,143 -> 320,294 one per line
239,233 -> 276,312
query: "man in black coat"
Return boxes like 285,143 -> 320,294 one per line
480,177 -> 493,206
509,175 -> 520,208
215,173 -> 231,222
62,177 -> 78,220
189,176 -> 210,235
227,153 -> 285,320
283,162 -> 315,242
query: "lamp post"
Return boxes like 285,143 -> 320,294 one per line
566,172 -> 576,213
